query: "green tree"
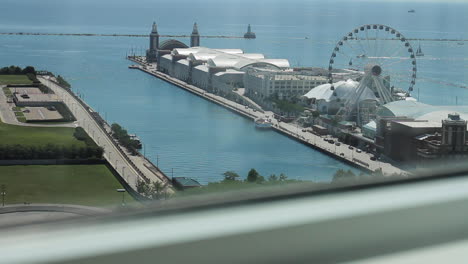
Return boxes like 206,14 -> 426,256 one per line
21,66 -> 36,75
256,175 -> 265,184
247,169 -> 259,183
268,174 -> 278,182
279,173 -> 288,181
223,171 -> 240,181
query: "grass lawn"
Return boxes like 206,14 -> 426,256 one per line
0,75 -> 32,85
14,111 -> 24,117
12,106 -> 22,111
0,121 -> 85,147
0,165 -> 137,207
16,117 -> 26,123
3,87 -> 12,96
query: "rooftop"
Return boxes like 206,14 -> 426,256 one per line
394,121 -> 442,128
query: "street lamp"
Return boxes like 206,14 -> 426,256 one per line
116,189 -> 126,206
1,184 -> 6,207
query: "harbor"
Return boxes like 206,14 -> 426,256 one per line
127,56 -> 405,176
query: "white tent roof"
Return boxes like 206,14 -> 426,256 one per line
303,79 -> 377,102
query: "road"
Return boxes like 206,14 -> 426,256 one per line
39,77 -> 171,191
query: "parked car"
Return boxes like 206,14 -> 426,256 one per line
356,149 -> 362,153
348,146 -> 354,150
335,142 -> 341,146
370,156 -> 377,161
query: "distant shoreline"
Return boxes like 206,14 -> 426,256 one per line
0,32 -> 244,39
0,32 -> 467,42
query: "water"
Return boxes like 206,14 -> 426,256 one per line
0,0 -> 467,183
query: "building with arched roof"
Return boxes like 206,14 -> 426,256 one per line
145,22 -> 199,64
303,79 -> 377,115
159,39 -> 189,51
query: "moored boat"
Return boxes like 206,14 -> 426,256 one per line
255,118 -> 273,129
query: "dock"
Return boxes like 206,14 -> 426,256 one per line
128,56 -> 406,176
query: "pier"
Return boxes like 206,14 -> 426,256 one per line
128,56 -> 406,176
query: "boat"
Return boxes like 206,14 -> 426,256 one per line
458,42 -> 464,45
408,9 -> 415,13
254,118 -> 273,129
416,42 -> 424,57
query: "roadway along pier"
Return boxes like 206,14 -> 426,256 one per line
128,56 -> 406,176
38,76 -> 172,193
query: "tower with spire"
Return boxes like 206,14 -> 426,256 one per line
190,22 -> 200,47
244,24 -> 256,39
146,22 -> 159,63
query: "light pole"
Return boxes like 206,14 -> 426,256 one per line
116,189 -> 126,206
1,184 -> 5,207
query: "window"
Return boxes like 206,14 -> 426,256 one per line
0,2 -> 467,259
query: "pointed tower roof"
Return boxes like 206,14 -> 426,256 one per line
247,24 -> 251,33
151,22 -> 158,34
191,22 -> 199,35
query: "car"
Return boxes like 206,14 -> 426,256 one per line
328,140 -> 335,144
370,156 -> 377,161
340,153 -> 345,156
356,149 -> 362,153
335,142 -> 341,146
302,129 -> 306,132
348,146 -> 354,150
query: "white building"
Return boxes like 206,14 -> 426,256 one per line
158,46 -> 291,93
244,68 -> 328,100
302,79 -> 378,115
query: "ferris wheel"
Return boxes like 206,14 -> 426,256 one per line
328,24 -> 417,95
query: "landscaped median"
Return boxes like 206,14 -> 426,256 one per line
0,120 -> 85,147
0,165 -> 136,207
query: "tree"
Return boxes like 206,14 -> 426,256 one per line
256,175 -> 265,184
21,66 -> 36,75
268,174 -> 278,182
332,169 -> 356,182
223,171 -> 240,181
279,173 -> 288,181
247,168 -> 259,183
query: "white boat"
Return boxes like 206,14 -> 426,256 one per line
255,118 -> 273,129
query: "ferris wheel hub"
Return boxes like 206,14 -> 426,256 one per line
365,64 -> 383,76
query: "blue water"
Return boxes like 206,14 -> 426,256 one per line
1,0 -> 467,183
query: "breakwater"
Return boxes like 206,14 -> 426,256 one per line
0,32 -> 244,39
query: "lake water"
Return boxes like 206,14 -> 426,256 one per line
0,0 -> 467,183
